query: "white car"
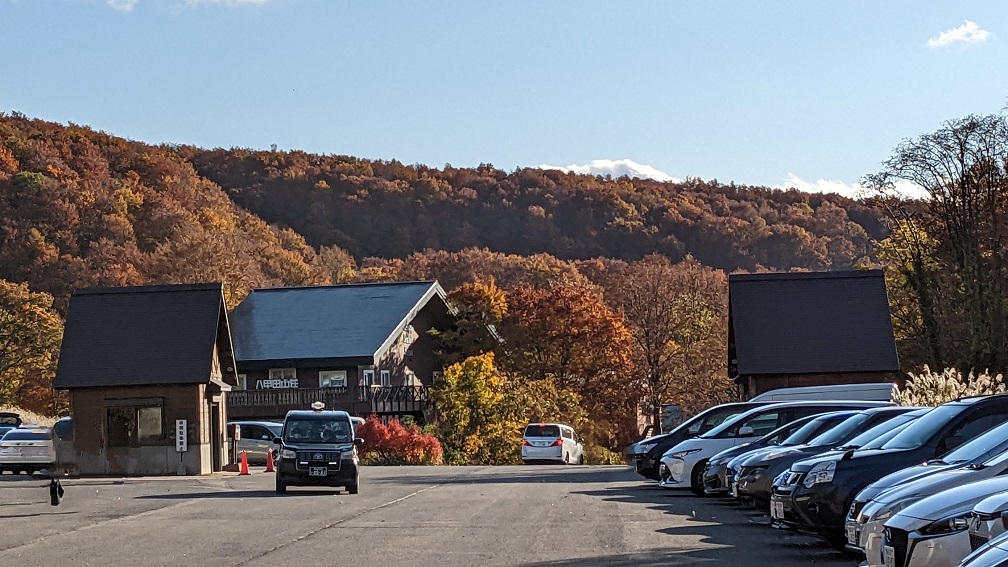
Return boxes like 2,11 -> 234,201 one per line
0,427 -> 56,475
881,477 -> 1008,567
965,490 -> 1008,557
848,421 -> 1008,566
521,423 -> 584,465
658,400 -> 887,494
962,529 -> 1008,567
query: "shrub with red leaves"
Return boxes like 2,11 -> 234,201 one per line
355,415 -> 443,465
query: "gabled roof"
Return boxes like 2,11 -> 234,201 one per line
229,281 -> 446,364
54,283 -> 237,389
729,270 -> 899,377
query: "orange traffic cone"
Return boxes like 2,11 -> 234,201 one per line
239,450 -> 250,475
265,450 -> 275,473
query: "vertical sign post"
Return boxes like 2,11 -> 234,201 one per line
175,419 -> 188,476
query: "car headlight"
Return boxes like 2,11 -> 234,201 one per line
281,448 -> 297,459
341,449 -> 356,460
669,448 -> 702,460
802,460 -> 837,488
920,513 -> 971,535
639,443 -> 657,453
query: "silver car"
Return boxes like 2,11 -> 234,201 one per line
962,529 -> 1008,567
965,490 -> 1008,557
0,427 -> 56,475
849,421 -> 1008,566
228,420 -> 283,464
881,477 -> 1008,567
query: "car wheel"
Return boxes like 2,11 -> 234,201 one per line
690,461 -> 708,496
577,453 -> 585,465
275,475 -> 287,495
347,476 -> 359,495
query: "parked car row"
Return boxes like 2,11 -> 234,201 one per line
627,388 -> 1008,567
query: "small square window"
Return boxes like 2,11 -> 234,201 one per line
362,369 -> 376,387
380,370 -> 391,386
319,370 -> 347,388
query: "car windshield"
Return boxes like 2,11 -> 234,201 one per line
882,404 -> 968,451
265,424 -> 283,438
840,413 -> 922,449
284,418 -> 352,444
524,425 -> 561,437
2,430 -> 51,441
941,421 -> 1008,464
780,415 -> 847,446
807,413 -> 873,447
684,407 -> 746,435
0,414 -> 19,426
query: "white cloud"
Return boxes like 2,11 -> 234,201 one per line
927,20 -> 991,48
537,159 -> 679,183
107,0 -> 138,11
775,173 -> 930,200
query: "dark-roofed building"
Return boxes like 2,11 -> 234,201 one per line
728,270 -> 900,399
53,283 -> 239,476
226,281 -> 453,422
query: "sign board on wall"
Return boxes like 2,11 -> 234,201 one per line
175,419 -> 188,452
256,378 -> 299,389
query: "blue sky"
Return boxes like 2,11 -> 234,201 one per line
2,1 -> 1006,196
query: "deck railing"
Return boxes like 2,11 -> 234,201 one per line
226,386 -> 431,419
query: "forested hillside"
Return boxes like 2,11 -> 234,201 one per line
0,113 -> 329,311
180,147 -> 890,273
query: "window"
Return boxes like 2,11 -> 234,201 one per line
105,399 -> 164,447
237,374 -> 248,390
738,411 -> 781,437
403,324 -> 415,345
262,368 -> 298,389
269,368 -> 296,380
319,370 -> 347,388
362,369 -> 376,387
380,370 -> 391,386
562,428 -> 573,439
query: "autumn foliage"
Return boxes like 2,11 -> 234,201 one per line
355,416 -> 443,465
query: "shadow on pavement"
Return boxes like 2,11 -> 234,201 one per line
568,484 -> 858,567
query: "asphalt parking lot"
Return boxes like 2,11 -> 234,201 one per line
0,465 -> 857,566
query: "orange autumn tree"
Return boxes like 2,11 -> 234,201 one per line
499,278 -> 637,450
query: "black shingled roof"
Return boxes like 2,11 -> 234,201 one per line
728,270 -> 899,378
53,283 -> 237,389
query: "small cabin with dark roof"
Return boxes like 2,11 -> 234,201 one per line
728,270 -> 900,399
226,281 -> 453,422
53,283 -> 238,476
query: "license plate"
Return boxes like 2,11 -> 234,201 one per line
773,500 -> 785,519
847,525 -> 859,546
883,545 -> 895,567
309,467 -> 327,476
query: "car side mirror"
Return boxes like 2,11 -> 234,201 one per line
273,437 -> 282,445
738,426 -> 755,437
353,437 -> 364,447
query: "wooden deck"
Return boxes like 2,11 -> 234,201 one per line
226,385 -> 432,421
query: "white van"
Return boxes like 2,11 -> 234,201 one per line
750,383 -> 898,403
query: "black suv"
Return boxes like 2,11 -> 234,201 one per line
274,406 -> 363,494
773,394 -> 1008,548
